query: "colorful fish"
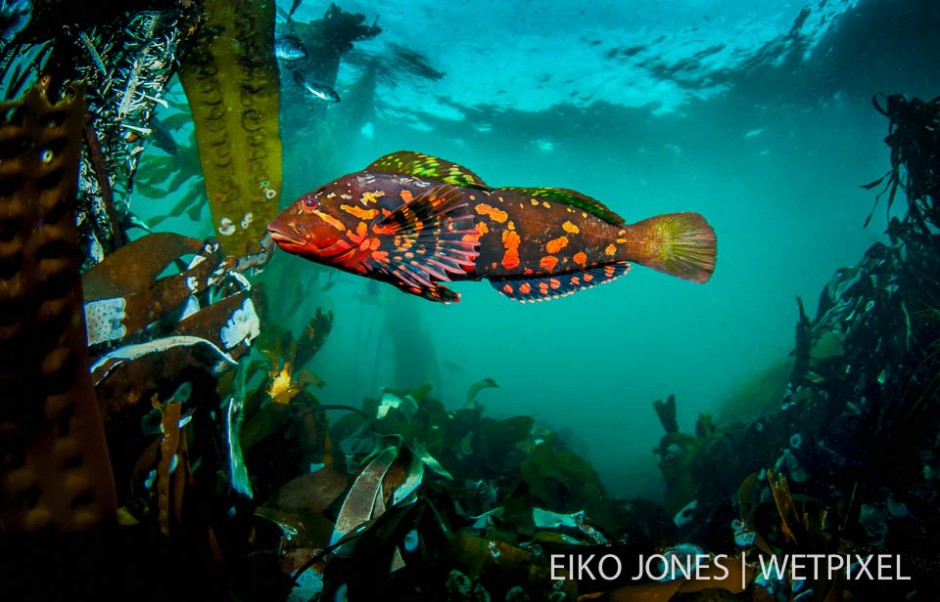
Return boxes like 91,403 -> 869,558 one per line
268,151 -> 717,303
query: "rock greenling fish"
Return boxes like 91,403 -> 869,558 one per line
268,151 -> 717,303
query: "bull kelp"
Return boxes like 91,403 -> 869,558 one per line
178,0 -> 282,257
2,1 -> 940,601
0,85 -> 116,531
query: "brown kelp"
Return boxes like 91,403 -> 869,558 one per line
84,232 -> 260,410
178,0 -> 281,257
258,383 -> 650,600
0,85 -> 116,530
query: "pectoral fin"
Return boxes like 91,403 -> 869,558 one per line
366,184 -> 480,303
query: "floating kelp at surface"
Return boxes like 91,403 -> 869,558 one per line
0,85 -> 117,530
178,0 -> 281,257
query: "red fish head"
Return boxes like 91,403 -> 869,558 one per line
268,188 -> 352,263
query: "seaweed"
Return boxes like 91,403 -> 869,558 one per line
863,94 -> 940,236
178,0 -> 282,257
0,84 -> 117,531
135,126 -> 207,228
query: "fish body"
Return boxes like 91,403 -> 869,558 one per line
275,34 -> 308,61
268,151 -> 716,303
293,71 -> 340,103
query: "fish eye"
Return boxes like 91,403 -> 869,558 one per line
299,194 -> 319,213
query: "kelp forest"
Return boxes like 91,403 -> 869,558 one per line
2,1 -> 940,601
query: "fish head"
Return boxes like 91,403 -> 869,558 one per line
267,176 -> 371,268
268,189 -> 346,258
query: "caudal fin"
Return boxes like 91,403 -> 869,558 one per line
633,212 -> 717,283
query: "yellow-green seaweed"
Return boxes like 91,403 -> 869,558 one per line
179,0 -> 282,257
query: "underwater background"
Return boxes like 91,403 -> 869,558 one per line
146,0 -> 933,500
2,0 -> 940,600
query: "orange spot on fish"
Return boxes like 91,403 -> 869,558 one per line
549,278 -> 561,290
545,236 -> 569,254
476,222 -> 490,235
573,251 -> 588,266
371,251 -> 389,263
562,221 -> 580,234
571,276 -> 580,286
361,191 -> 385,205
314,209 -> 346,232
501,230 -> 521,270
584,273 -> 594,282
604,265 -> 616,277
605,243 -> 617,256
539,255 -> 558,271
342,204 -> 378,220
399,190 -> 413,203
530,198 -> 540,206
475,203 -> 508,223
370,238 -> 381,250
542,201 -> 551,208
503,283 -> 514,294
348,222 -> 367,244
538,282 -> 549,295
519,282 -> 532,294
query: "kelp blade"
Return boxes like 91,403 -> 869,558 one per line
0,86 -> 117,530
179,0 -> 282,257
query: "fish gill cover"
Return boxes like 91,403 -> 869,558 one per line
1,0 -> 940,601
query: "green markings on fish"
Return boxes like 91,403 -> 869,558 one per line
268,151 -> 717,303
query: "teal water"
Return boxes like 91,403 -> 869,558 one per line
131,0 -> 937,499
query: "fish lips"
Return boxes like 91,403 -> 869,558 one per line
267,220 -> 307,251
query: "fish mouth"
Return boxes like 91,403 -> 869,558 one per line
267,221 -> 306,247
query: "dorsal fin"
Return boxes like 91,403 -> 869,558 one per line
500,186 -> 624,225
365,151 -> 488,189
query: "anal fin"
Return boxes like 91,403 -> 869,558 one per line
490,262 -> 631,303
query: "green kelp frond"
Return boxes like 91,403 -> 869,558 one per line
178,0 -> 281,257
136,129 -> 206,227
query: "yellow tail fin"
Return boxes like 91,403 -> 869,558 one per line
633,212 -> 717,283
